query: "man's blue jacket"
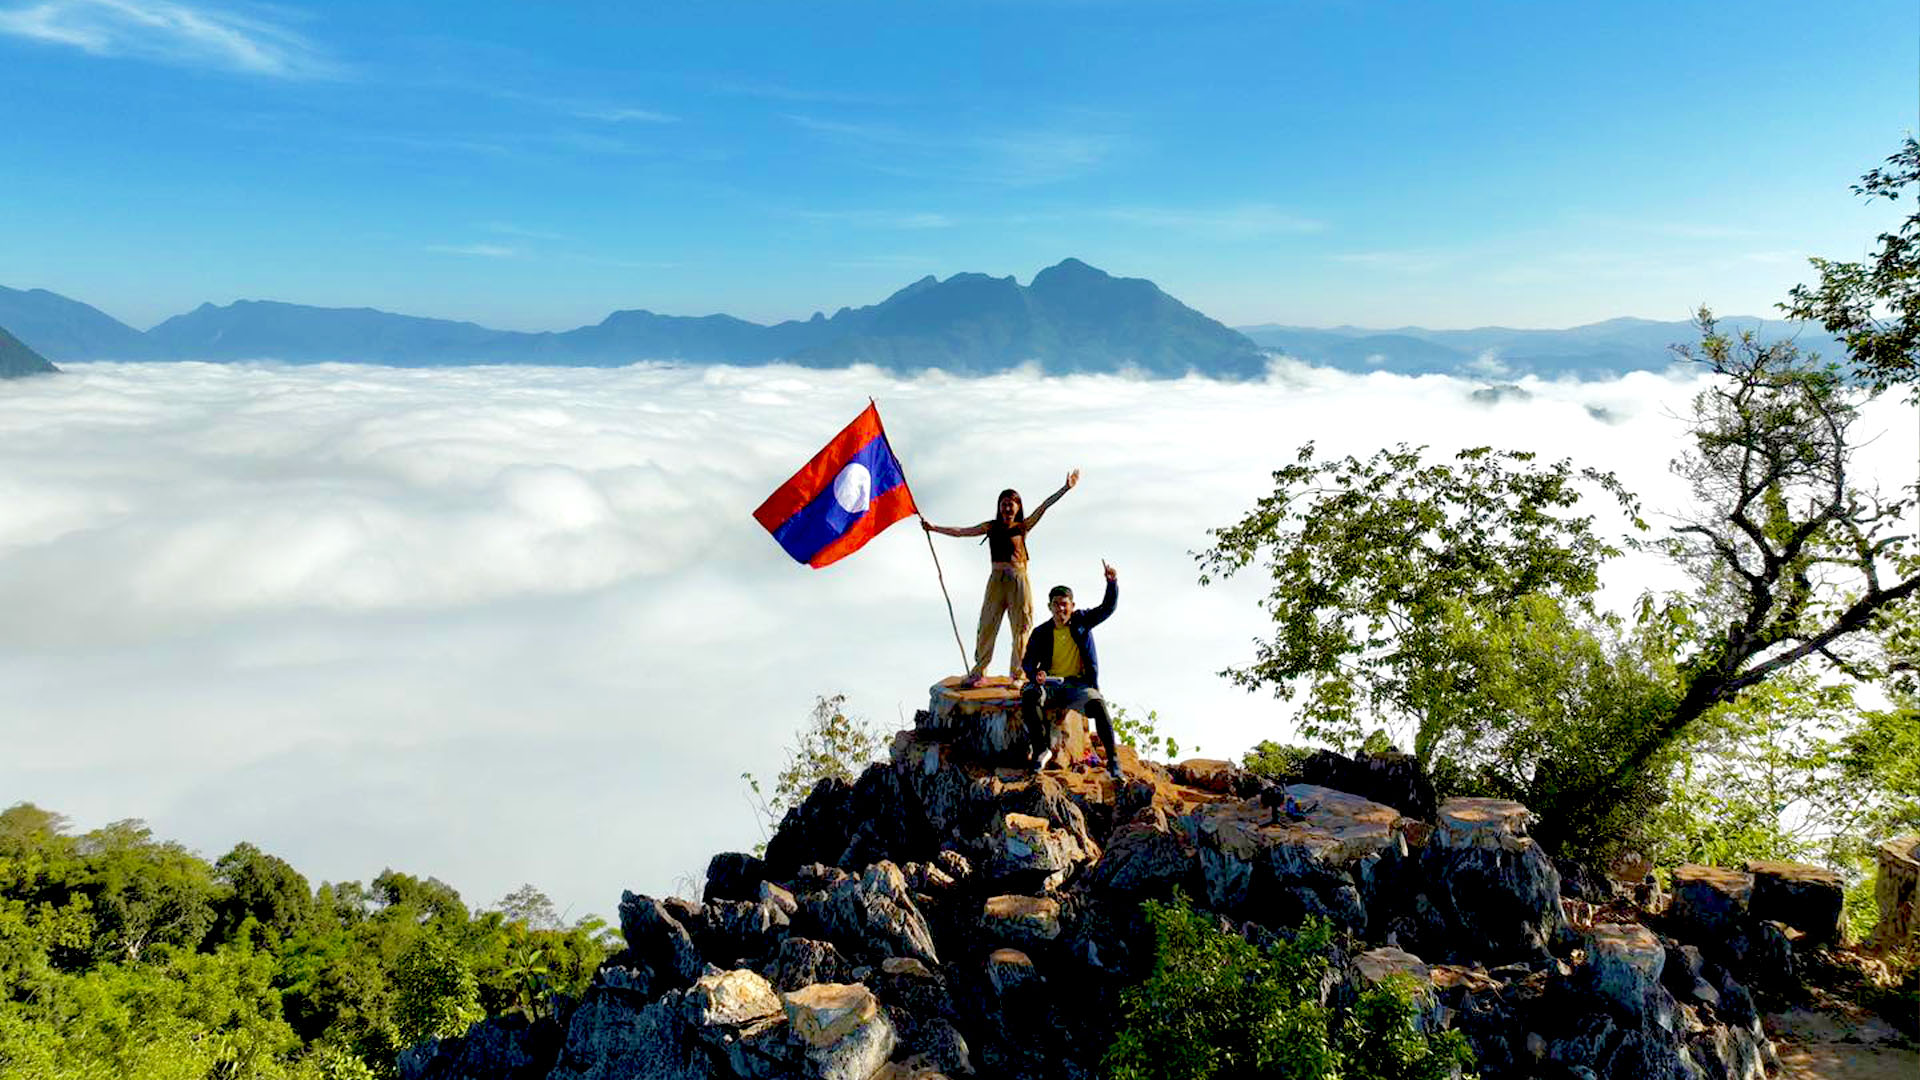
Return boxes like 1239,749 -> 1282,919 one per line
1020,577 -> 1117,689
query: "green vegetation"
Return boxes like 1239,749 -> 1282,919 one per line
1109,701 -> 1190,761
0,803 -> 615,1079
1105,892 -> 1475,1080
742,693 -> 888,842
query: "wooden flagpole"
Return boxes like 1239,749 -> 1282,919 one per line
872,398 -> 969,670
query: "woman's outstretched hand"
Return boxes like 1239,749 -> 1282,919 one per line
1064,468 -> 1081,490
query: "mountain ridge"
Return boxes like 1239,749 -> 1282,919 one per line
8,260 -> 1266,377
0,324 -> 60,378
0,266 -> 1845,379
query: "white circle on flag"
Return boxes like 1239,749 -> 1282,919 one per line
832,462 -> 873,513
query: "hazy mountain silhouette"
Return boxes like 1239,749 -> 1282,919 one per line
5,260 -> 1266,376
0,324 -> 60,378
0,286 -> 152,360
1237,315 -> 1847,378
0,266 -> 1848,380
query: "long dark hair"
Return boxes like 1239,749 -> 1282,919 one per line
996,488 -> 1024,523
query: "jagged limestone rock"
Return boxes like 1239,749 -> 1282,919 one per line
782,982 -> 878,1046
984,947 -> 1039,997
781,983 -> 898,1080
922,677 -> 1095,765
984,811 -> 1093,893
548,986 -> 713,1080
1669,865 -> 1753,940
1191,783 -> 1403,933
618,891 -> 707,991
979,894 -> 1063,950
1583,924 -> 1664,1013
706,852 -> 768,903
1416,797 -> 1563,965
767,937 -> 850,993
1744,859 -> 1843,946
1169,758 -> 1237,793
871,957 -> 965,1074
684,968 -> 783,1027
760,880 -> 799,918
800,860 -> 940,969
1087,805 -> 1197,896
1874,834 -> 1920,948
1352,946 -> 1442,1033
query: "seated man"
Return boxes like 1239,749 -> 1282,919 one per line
1020,560 -> 1121,779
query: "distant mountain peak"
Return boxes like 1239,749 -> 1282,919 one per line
0,324 -> 59,378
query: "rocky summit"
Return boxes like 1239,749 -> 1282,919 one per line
399,691 -> 1886,1080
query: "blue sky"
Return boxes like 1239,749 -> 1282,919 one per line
1,0 -> 1913,331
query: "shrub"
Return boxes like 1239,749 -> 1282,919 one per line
1104,891 -> 1475,1080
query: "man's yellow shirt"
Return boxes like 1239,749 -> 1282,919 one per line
1050,624 -> 1083,679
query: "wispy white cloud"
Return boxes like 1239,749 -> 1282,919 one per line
482,222 -> 567,242
712,78 -> 907,106
824,254 -> 943,270
797,209 -> 957,230
1102,203 -> 1325,236
426,243 -> 516,258
571,105 -> 678,124
786,113 -> 1123,186
0,0 -> 336,78
1331,249 -> 1459,275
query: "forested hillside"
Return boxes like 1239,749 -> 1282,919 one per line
0,804 -> 614,1078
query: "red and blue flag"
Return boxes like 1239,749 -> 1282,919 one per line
754,403 -> 918,568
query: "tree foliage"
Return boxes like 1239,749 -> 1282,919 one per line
1197,441 -> 1641,752
1784,136 -> 1920,398
744,693 -> 887,835
0,802 -> 616,1080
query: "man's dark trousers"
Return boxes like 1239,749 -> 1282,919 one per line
1021,678 -> 1116,765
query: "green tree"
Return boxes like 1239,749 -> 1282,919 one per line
743,694 -> 887,834
494,884 -> 559,931
77,820 -> 219,965
213,841 -> 315,947
390,935 -> 483,1048
1784,137 -> 1920,397
1197,442 -> 1641,753
1577,314 -> 1920,807
1201,310 -> 1920,857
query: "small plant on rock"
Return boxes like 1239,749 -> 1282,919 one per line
1109,701 -> 1189,762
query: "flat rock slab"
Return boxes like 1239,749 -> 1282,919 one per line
1171,758 -> 1236,792
1672,864 -> 1754,936
1354,946 -> 1432,987
1433,798 -> 1537,852
1584,923 -> 1665,1010
985,948 -> 1040,996
685,968 -> 782,1027
1875,835 -> 1920,947
1196,784 -> 1403,865
924,677 -> 1094,764
981,894 -> 1063,946
1746,860 -> 1844,945
781,982 -> 879,1047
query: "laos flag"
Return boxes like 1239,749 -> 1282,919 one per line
754,403 -> 918,568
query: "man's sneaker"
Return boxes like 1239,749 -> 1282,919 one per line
1107,761 -> 1124,781
1033,749 -> 1054,772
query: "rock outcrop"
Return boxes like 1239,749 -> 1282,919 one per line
403,689 -> 1833,1080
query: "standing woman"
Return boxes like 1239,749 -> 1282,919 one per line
924,469 -> 1080,687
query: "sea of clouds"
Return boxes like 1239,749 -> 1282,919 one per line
1,358 -> 1911,921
